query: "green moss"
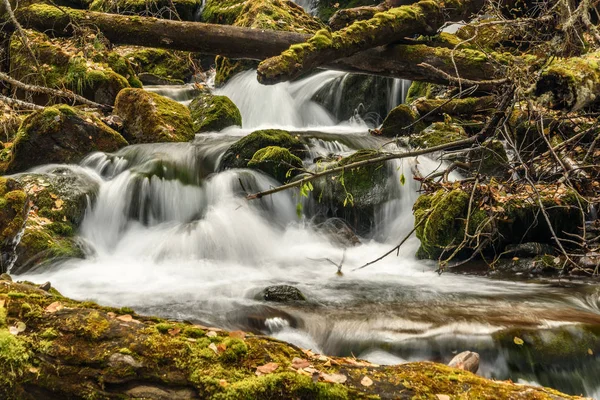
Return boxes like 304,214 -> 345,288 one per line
155,323 -> 174,334
220,129 -> 304,170
0,330 -> 30,389
380,104 -> 419,137
408,122 -> 468,148
124,48 -> 195,82
40,328 -> 59,340
183,326 -> 206,338
66,311 -> 110,340
90,0 -> 201,20
219,338 -> 248,363
405,81 -> 439,104
189,92 -> 242,132
247,146 -> 303,183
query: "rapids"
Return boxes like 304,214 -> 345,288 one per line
15,70 -> 600,397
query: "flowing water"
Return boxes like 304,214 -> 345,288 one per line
15,70 -> 600,397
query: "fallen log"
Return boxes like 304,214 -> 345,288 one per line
13,4 -> 506,85
328,2 -> 389,31
257,0 -> 486,84
0,279 -> 587,399
413,96 -> 496,119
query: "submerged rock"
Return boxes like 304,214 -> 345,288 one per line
6,105 -> 128,173
219,129 -> 305,170
261,285 -> 307,303
114,88 -> 195,144
247,146 -> 303,183
0,280 -> 583,399
188,91 -> 242,132
0,178 -> 28,273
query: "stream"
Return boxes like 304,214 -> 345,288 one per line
15,70 -> 600,398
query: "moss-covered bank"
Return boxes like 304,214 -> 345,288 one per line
0,278 -> 584,399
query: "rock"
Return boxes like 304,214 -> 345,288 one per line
311,150 -> 388,235
214,57 -> 259,87
315,218 -> 361,247
579,252 -> 600,269
10,168 -> 100,274
405,81 -> 446,104
38,282 -> 52,291
0,178 -> 28,272
119,47 -> 196,83
6,105 -> 128,173
413,183 -> 583,260
114,88 -> 195,144
10,30 -> 139,105
219,129 -> 305,170
408,122 -> 468,149
448,351 -> 480,373
379,104 -> 420,137
503,242 -> 555,258
188,91 -> 242,132
261,285 -> 306,303
90,0 -> 202,20
247,146 -> 303,183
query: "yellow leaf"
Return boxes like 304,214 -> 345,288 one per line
514,336 -> 524,345
588,348 -> 593,355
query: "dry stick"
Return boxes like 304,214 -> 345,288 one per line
0,72 -> 111,111
246,136 -> 478,200
0,93 -> 43,110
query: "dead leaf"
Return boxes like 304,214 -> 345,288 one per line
588,348 -> 594,355
320,372 -> 347,384
107,312 -> 116,318
255,362 -> 279,376
207,331 -> 217,338
168,327 -> 181,336
217,343 -> 227,353
219,379 -> 228,387
28,367 -> 40,374
116,314 -> 133,322
436,395 -> 451,400
45,301 -> 63,313
208,343 -> 219,354
229,330 -> 246,339
54,199 -> 64,209
291,357 -> 310,369
361,376 -> 373,387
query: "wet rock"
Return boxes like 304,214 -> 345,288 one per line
311,150 -> 388,235
504,242 -> 555,258
10,29 -> 138,105
0,178 -> 28,272
226,305 -> 302,333
138,73 -> 183,86
247,146 -> 303,183
405,81 -> 447,104
38,282 -> 52,292
261,285 -> 307,303
0,273 -> 11,281
448,351 -> 480,373
219,129 -> 305,170
114,88 -> 195,144
188,91 -> 242,133
6,105 -> 128,173
109,352 -> 143,368
578,252 -> 600,269
90,0 -> 202,21
379,104 -> 420,137
316,218 -> 361,247
408,122 -> 468,149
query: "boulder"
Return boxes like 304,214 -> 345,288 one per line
261,285 -> 307,302
219,129 -> 305,170
247,146 -> 303,183
6,105 -> 128,173
408,122 -> 468,149
10,168 -> 100,274
89,0 -> 201,20
188,92 -> 242,132
448,351 -> 480,374
10,30 -> 139,105
0,178 -> 28,273
379,104 -> 420,137
311,149 -> 388,235
114,89 -> 195,144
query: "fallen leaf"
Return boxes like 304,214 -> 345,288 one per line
54,199 -> 64,209
361,376 -> 373,387
45,301 -> 63,313
217,343 -> 227,353
514,336 -> 524,346
436,395 -> 451,400
256,362 -> 279,375
229,330 -> 246,339
291,357 -> 310,369
107,312 -> 116,318
320,372 -> 347,384
208,343 -> 219,354
116,314 -> 133,322
219,379 -> 228,387
207,331 -> 217,338
588,348 -> 594,355
168,327 -> 181,336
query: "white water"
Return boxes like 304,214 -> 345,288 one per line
15,70 -> 600,396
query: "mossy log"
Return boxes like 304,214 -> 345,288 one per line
256,0 -> 486,84
534,50 -> 600,111
0,279 -> 586,399
413,96 -> 496,120
328,2 -> 389,31
13,5 -> 505,85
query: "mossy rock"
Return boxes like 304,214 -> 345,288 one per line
311,149 -> 388,235
0,178 -> 28,273
9,30 -> 136,105
0,280 -> 583,399
405,81 -> 445,104
315,0 -> 378,22
408,122 -> 468,149
89,0 -> 201,20
467,140 -> 509,178
188,91 -> 242,132
114,88 -> 195,143
120,47 -> 195,82
247,146 -> 303,183
219,129 -> 305,170
413,183 -> 584,261
6,105 -> 128,173
214,56 -> 259,87
379,104 -> 420,137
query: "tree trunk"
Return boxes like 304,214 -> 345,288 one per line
256,0 -> 486,84
0,279 -> 583,400
13,4 -> 504,86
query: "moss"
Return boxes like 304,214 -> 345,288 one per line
16,226 -> 84,268
408,122 -> 468,148
123,47 -> 195,82
183,326 -> 206,338
0,178 -> 27,245
214,56 -> 259,87
247,146 -> 303,183
405,81 -> 441,104
65,311 -> 111,340
120,307 -> 135,314
114,88 -> 195,143
189,92 -> 242,132
220,129 -> 305,170
380,104 -> 420,137
219,338 -> 248,363
468,140 -> 509,177
0,330 -> 30,390
90,0 -> 201,21
316,0 -> 378,22
40,328 -> 59,340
